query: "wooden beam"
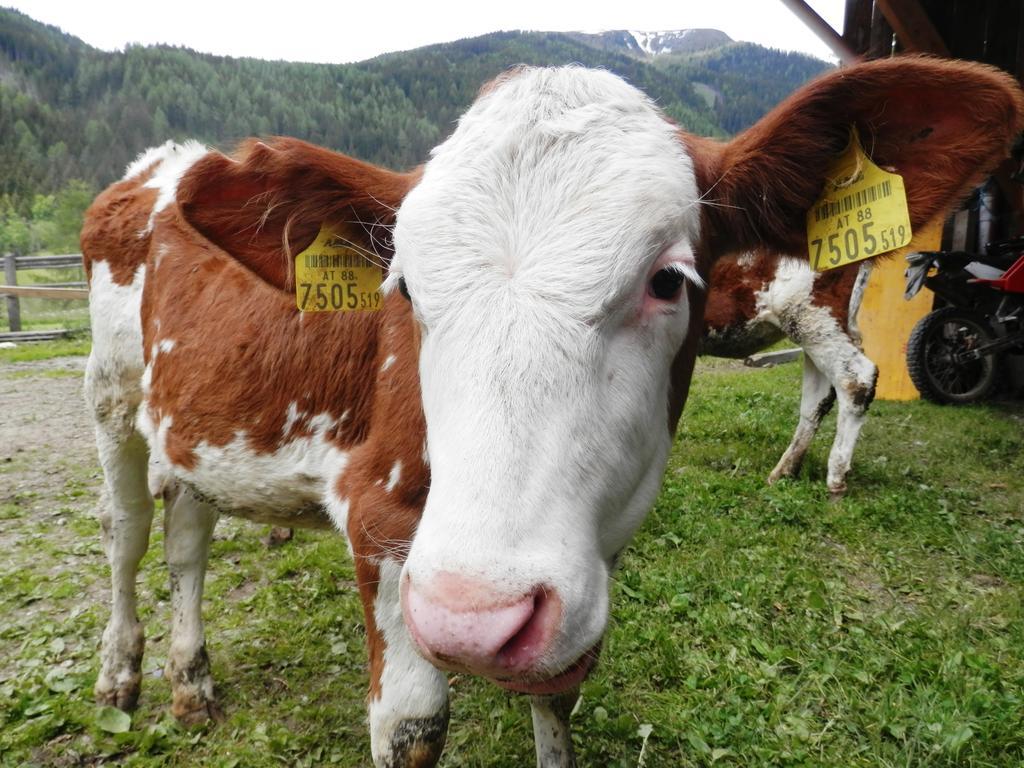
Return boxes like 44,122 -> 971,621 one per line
842,0 -> 875,57
868,2 -> 895,58
875,0 -> 950,56
0,285 -> 89,300
745,348 -> 802,368
1017,0 -> 1024,80
777,0 -> 861,63
14,253 -> 84,270
0,329 -> 72,343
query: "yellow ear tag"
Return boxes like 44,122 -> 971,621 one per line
294,225 -> 383,312
806,127 -> 912,271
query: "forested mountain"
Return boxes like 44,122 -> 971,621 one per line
0,7 -> 830,251
659,43 -> 835,134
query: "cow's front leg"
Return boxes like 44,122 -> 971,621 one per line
768,354 -> 834,485
824,350 -> 878,499
531,688 -> 578,768
358,557 -> 449,768
162,485 -> 221,724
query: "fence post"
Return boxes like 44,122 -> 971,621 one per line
4,251 -> 21,333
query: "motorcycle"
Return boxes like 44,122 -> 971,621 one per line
904,234 -> 1024,404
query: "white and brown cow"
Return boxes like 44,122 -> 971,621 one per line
702,255 -> 876,498
82,58 -> 1022,767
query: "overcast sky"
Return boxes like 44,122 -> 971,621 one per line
8,1 -> 846,64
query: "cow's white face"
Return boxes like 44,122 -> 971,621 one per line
390,67 -> 703,692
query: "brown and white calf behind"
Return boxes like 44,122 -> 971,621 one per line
703,254 -> 876,497
82,57 -> 1023,767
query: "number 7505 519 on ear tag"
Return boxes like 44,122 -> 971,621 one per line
294,224 -> 384,311
806,127 -> 913,271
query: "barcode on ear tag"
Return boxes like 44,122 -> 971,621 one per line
294,224 -> 383,311
806,127 -> 912,271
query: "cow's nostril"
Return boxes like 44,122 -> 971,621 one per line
495,590 -> 554,670
402,572 -> 559,675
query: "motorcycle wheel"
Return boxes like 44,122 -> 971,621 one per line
906,307 -> 999,404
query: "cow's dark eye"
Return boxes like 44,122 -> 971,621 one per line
398,276 -> 411,301
648,268 -> 685,301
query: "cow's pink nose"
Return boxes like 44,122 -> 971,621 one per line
402,571 -> 560,675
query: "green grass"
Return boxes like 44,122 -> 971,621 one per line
1,367 -> 83,379
0,336 -> 92,363
1,358 -> 1022,766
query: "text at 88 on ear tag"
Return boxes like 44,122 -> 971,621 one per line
295,224 -> 383,312
806,126 -> 913,271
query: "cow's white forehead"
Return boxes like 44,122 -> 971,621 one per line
394,66 -> 700,327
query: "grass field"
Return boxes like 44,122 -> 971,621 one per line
1,345 -> 1022,767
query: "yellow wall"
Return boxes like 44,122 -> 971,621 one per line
858,219 -> 942,401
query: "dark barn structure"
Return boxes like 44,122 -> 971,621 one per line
785,0 -> 1024,249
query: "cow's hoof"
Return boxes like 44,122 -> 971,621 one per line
171,693 -> 224,726
94,677 -> 141,711
372,712 -> 449,768
167,644 -> 221,725
264,526 -> 294,547
96,621 -> 144,710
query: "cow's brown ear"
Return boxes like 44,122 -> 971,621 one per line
686,55 -> 1024,261
176,137 -> 418,290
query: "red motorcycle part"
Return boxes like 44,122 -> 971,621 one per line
971,251 -> 1024,293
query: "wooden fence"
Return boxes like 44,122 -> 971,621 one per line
1,252 -> 88,342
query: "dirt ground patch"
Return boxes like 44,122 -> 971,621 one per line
0,356 -> 99,544
1,355 -> 93,459
0,357 -> 109,637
